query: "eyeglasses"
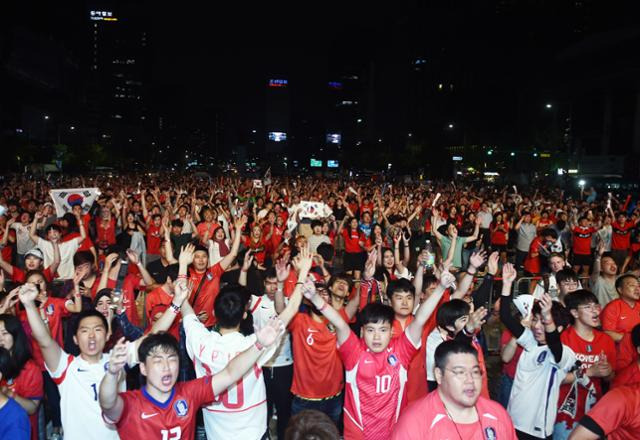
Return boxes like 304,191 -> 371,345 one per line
577,303 -> 601,312
445,367 -> 483,380
560,281 -> 579,288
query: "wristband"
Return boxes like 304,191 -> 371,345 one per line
462,326 -> 474,337
255,341 -> 265,351
296,282 -> 304,286
170,303 -> 181,314
467,267 -> 477,275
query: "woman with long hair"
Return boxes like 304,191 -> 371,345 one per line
0,313 -> 43,440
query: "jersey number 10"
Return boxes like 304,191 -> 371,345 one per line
375,375 -> 392,394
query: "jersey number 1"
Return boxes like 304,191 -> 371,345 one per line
161,427 -> 181,440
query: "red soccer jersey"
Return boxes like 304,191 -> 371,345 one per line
187,263 -> 225,327
1,359 -> 43,440
613,362 -> 640,389
12,266 -> 55,284
602,299 -> 640,336
289,313 -> 344,399
616,332 -> 638,372
572,226 -> 597,255
146,223 -> 162,255
584,384 -> 640,440
524,236 -> 542,274
244,236 -> 267,265
110,377 -> 216,440
145,286 -> 180,339
342,228 -> 364,254
491,221 -> 509,246
339,331 -> 418,440
611,222 -> 634,250
391,390 -> 517,440
556,326 -> 617,429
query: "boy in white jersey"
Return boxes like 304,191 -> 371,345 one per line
18,281 -> 185,440
180,244 -> 313,440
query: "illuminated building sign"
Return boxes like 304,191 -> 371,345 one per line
327,160 -> 339,168
328,81 -> 343,90
90,10 -> 118,21
310,159 -> 323,168
326,133 -> 341,144
268,132 -> 287,142
268,79 -> 288,88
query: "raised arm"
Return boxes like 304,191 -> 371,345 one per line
304,281 -> 351,345
18,284 -> 62,371
276,247 -> 313,326
126,249 -> 155,286
498,263 -> 525,339
219,215 -> 247,270
452,250 -> 485,300
99,338 -> 128,423
464,216 -> 482,243
406,271 -> 453,345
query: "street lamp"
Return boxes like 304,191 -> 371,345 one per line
545,103 -> 552,109
70,126 -> 75,131
448,123 -> 454,129
44,115 -> 50,120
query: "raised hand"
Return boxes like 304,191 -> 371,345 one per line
439,270 -> 456,289
107,337 -> 128,375
502,263 -> 517,285
104,253 -> 119,268
18,283 -> 39,307
363,249 -> 377,280
487,251 -> 500,275
301,276 -> 317,300
242,251 -> 254,272
255,316 -> 285,348
173,279 -> 192,306
178,243 -> 195,267
539,293 -> 553,316
296,246 -> 313,274
467,306 -> 488,332
469,250 -> 487,270
0,287 -> 20,314
275,257 -> 291,282
125,249 -> 139,265
234,215 -> 248,231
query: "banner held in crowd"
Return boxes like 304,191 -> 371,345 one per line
50,188 -> 100,217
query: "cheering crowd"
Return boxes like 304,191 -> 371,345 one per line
1,173 -> 640,439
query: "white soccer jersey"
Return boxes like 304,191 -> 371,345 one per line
508,328 -> 576,438
250,294 -> 292,367
183,314 -> 276,440
48,350 -> 128,440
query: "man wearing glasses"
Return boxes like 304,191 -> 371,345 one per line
392,340 -> 516,439
554,290 -> 616,440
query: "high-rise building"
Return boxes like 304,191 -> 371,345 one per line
85,4 -> 152,161
265,77 -> 290,155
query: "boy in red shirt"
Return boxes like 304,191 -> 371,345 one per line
303,268 -> 454,439
610,212 -> 637,269
572,216 -> 597,277
554,290 -> 616,439
524,228 -> 558,276
99,318 -> 284,440
601,274 -> 640,363
612,324 -> 640,388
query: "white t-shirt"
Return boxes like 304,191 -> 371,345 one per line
184,314 -> 276,440
425,328 -> 445,381
47,348 -> 133,440
508,328 -> 576,438
250,294 -> 292,367
37,237 -> 79,280
11,223 -> 35,255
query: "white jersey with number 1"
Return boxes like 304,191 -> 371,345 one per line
183,314 -> 276,440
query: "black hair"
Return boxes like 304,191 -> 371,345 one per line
359,303 -> 395,327
73,250 -> 95,267
93,289 -> 113,307
434,340 -> 477,370
165,264 -> 179,282
541,228 -> 558,240
422,274 -> 438,290
316,243 -> 335,262
631,324 -> 640,350
171,219 -> 184,228
62,213 -> 80,233
70,309 -> 109,336
387,278 -> 415,298
284,409 -> 340,440
328,273 -> 353,293
556,268 -> 579,285
0,347 -> 12,380
436,299 -> 471,331
193,244 -> 209,254
0,314 -> 32,379
531,301 -> 571,329
263,267 -> 277,281
564,289 -> 599,311
616,273 -> 638,291
310,219 -> 323,230
44,223 -> 62,234
214,285 -> 249,329
138,332 -> 180,364
600,251 -> 615,263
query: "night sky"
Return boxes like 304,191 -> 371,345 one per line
6,1 -> 639,155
